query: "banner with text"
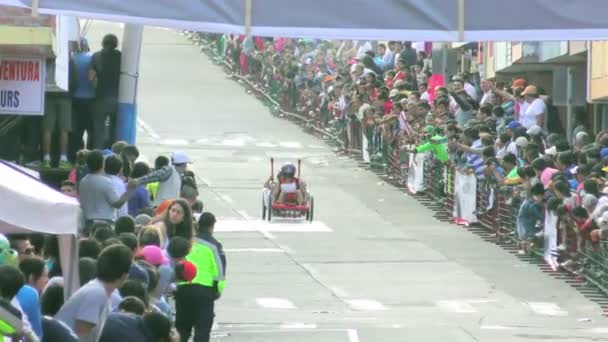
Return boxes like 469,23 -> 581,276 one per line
453,170 -> 478,225
0,57 -> 45,115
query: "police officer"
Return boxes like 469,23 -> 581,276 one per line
175,212 -> 226,342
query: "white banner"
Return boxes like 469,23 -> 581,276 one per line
407,152 -> 426,194
453,170 -> 478,225
543,209 -> 559,271
0,57 -> 46,115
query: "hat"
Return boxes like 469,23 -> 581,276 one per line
515,136 -> 529,147
582,194 -> 598,211
0,233 -> 17,266
176,260 -> 197,283
512,78 -> 526,89
138,245 -> 169,266
601,148 -> 608,160
521,85 -> 538,96
172,151 -> 191,165
526,125 -> 543,136
545,146 -> 557,156
507,121 -> 521,130
389,89 -> 399,98
128,263 -> 150,286
423,125 -> 435,134
134,214 -> 152,226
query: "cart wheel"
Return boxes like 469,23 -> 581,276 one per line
308,196 -> 314,222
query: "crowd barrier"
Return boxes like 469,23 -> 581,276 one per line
189,32 -> 608,299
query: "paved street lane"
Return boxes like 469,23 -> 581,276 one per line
87,23 -> 608,341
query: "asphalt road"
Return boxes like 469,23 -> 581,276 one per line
86,22 -> 608,341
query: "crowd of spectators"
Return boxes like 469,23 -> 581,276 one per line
208,34 -> 608,273
0,33 -> 221,342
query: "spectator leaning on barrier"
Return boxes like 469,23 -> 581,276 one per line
136,151 -> 191,207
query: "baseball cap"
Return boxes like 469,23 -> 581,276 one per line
601,147 -> 608,160
512,78 -> 526,89
515,136 -> 529,147
544,146 -> 557,156
171,151 -> 191,165
137,245 -> 169,266
526,125 -> 543,136
507,121 -> 521,130
521,85 -> 538,96
0,233 -> 17,266
175,260 -> 197,283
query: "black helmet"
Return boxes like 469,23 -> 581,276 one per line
280,162 -> 296,178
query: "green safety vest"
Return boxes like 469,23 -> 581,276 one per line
179,238 -> 226,293
0,303 -> 22,338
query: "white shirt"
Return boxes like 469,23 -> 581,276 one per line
479,91 -> 494,106
464,82 -> 478,101
520,98 -> 546,129
108,175 -> 128,218
420,91 -> 430,102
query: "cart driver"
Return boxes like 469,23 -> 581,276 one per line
271,162 -> 307,205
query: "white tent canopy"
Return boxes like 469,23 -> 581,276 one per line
3,0 -> 608,41
0,161 -> 79,298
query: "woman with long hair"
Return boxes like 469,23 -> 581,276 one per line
154,199 -> 194,247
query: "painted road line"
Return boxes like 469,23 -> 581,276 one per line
136,118 -> 160,139
217,193 -> 234,204
279,323 -> 317,329
436,300 -> 477,313
215,219 -> 333,233
256,141 -> 277,148
224,248 -> 284,253
256,298 -> 296,309
346,299 -> 386,311
347,329 -> 361,342
308,144 -> 326,149
526,302 -> 567,316
159,138 -> 189,146
329,286 -> 350,298
279,141 -> 303,149
221,138 -> 246,147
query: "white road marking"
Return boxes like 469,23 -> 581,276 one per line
329,286 -> 350,298
221,138 -> 246,147
256,298 -> 296,309
260,230 -> 277,240
236,210 -> 252,220
308,144 -> 326,149
279,323 -> 317,329
590,328 -> 608,334
279,141 -> 303,149
224,248 -> 283,253
347,329 -> 361,342
480,325 -> 515,331
136,118 -> 160,139
436,300 -> 477,313
198,177 -> 212,186
256,141 -> 277,148
526,302 -> 567,316
160,138 -> 189,146
215,219 -> 332,233
217,193 -> 234,204
346,299 -> 386,311
195,138 -> 210,144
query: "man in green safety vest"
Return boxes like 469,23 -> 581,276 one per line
175,212 -> 226,342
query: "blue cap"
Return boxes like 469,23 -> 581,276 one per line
507,121 -> 521,130
601,148 -> 608,160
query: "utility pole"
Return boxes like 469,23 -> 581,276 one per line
117,24 -> 143,144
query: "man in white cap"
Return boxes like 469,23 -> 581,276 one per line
135,151 -> 191,206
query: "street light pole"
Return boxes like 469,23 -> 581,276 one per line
117,24 -> 143,144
